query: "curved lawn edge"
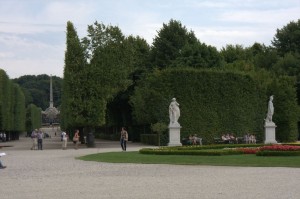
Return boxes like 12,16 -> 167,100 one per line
77,151 -> 300,168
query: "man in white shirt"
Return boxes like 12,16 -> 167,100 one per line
61,131 -> 68,150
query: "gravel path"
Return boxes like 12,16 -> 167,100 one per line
1,131 -> 300,199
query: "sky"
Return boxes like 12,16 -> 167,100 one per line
0,0 -> 299,79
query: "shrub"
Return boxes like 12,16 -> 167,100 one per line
256,151 -> 300,156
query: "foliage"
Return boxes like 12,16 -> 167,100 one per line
25,104 -> 42,132
139,148 -> 243,156
151,122 -> 168,134
268,76 -> 300,142
0,69 -> 26,133
139,144 -> 300,156
272,19 -> 300,56
259,144 -> 300,151
256,151 -> 300,156
13,75 -> 62,110
61,21 -> 87,130
131,68 -> 266,142
220,44 -> 249,63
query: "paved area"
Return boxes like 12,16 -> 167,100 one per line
0,128 -> 300,199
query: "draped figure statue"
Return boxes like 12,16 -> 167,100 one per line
169,98 -> 180,125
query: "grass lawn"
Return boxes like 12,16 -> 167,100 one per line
78,151 -> 300,168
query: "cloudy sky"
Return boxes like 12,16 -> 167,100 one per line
0,0 -> 299,79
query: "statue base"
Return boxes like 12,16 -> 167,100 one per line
168,123 -> 182,146
264,121 -> 277,144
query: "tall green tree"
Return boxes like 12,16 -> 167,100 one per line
220,44 -> 248,63
13,83 -> 26,132
150,19 -> 199,69
272,19 -> 300,56
106,35 -> 151,128
61,21 -> 87,131
86,22 -> 133,125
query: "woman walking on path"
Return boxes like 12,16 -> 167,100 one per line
73,130 -> 80,150
120,127 -> 128,151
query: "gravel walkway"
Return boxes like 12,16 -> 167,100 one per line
0,130 -> 300,199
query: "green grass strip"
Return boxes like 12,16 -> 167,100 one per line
78,151 -> 300,168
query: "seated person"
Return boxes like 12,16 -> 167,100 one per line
249,134 -> 256,144
221,134 -> 229,144
229,133 -> 236,144
244,133 -> 250,144
188,134 -> 193,145
192,134 -> 197,145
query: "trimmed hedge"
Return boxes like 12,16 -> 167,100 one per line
176,144 -> 265,150
139,144 -> 300,156
131,68 -> 266,143
256,151 -> 300,156
139,148 -> 244,156
131,67 -> 299,143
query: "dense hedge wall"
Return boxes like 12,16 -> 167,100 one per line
25,104 -> 42,132
268,76 -> 299,142
0,69 -> 26,134
131,67 -> 299,143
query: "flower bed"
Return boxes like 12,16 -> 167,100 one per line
260,145 -> 300,151
139,144 -> 300,156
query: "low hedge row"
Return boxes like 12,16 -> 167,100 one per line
139,148 -> 244,156
256,151 -> 300,156
139,144 -> 300,156
175,144 -> 265,150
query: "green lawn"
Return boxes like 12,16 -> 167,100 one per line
78,151 -> 300,168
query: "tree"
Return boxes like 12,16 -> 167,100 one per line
61,21 -> 87,133
272,19 -> 300,56
220,44 -> 248,63
83,21 -> 135,127
150,19 -> 199,69
173,41 -> 223,68
106,35 -> 151,128
13,75 -> 62,110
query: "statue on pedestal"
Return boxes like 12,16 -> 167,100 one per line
265,95 -> 274,122
169,98 -> 180,126
168,98 -> 182,146
264,95 -> 277,144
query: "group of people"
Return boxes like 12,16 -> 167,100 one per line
29,127 -> 128,151
60,129 -> 80,150
31,129 -> 44,150
220,133 -> 256,144
221,133 -> 237,144
0,132 -> 7,142
188,134 -> 200,145
244,133 -> 257,144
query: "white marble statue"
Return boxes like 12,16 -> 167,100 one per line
265,95 -> 274,122
169,98 -> 180,125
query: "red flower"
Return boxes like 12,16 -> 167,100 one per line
259,145 -> 300,151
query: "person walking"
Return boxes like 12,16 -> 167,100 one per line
120,127 -> 128,151
0,152 -> 6,169
61,131 -> 68,150
31,129 -> 38,150
73,130 -> 80,150
37,129 -> 44,150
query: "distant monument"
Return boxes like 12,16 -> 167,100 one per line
42,75 -> 60,125
264,95 -> 277,144
168,98 -> 182,146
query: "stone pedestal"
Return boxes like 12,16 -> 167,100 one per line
264,121 -> 277,144
168,123 -> 182,146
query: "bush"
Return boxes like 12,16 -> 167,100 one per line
139,144 -> 300,156
139,148 -> 244,156
256,151 -> 300,156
